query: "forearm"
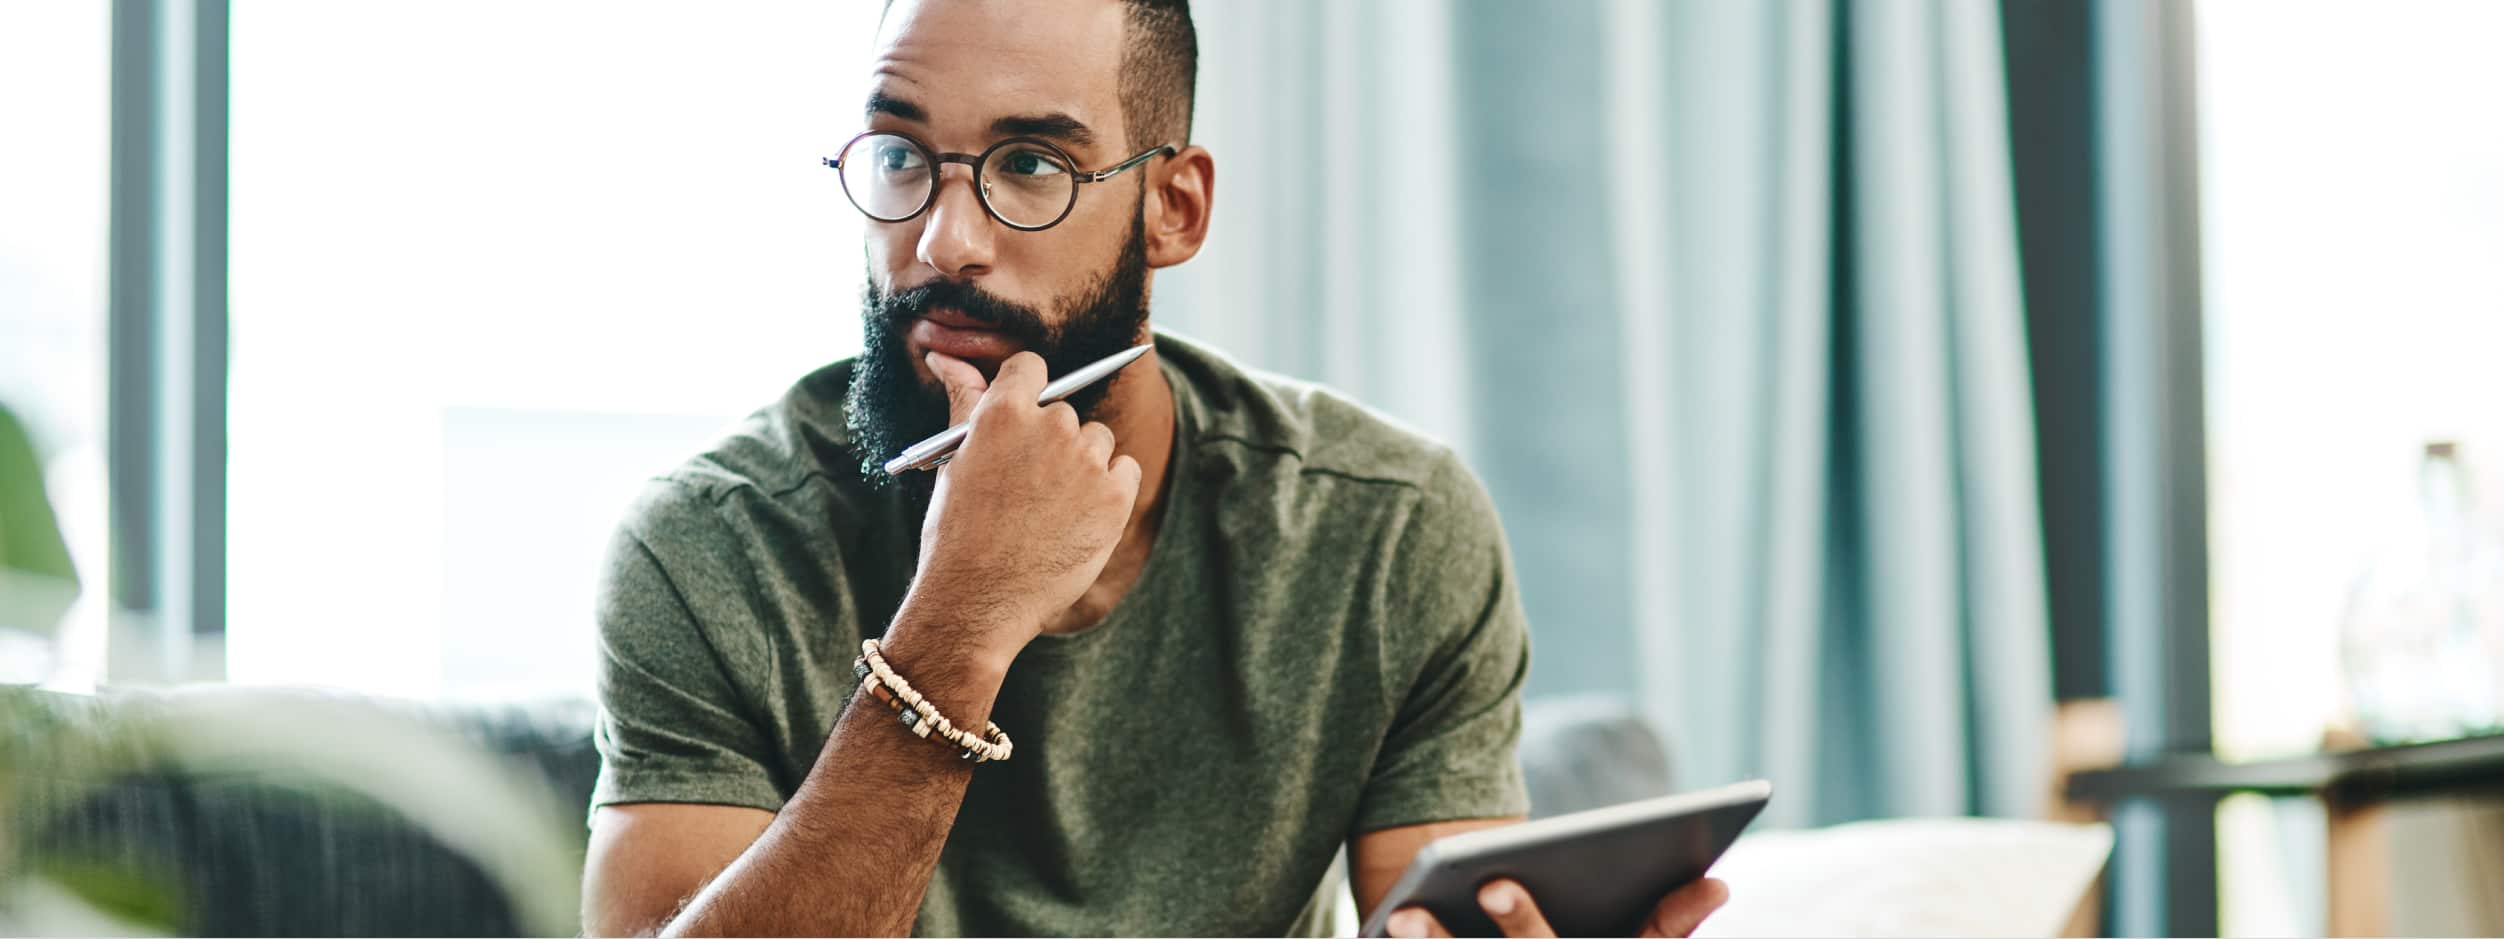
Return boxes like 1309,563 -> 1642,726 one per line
660,617 -> 1010,937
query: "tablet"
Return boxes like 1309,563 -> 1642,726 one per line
1358,779 -> 1773,938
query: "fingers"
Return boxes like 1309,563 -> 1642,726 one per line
1386,906 -> 1452,939
985,351 -> 1049,410
1638,877 -> 1730,938
1043,401 -> 1081,437
956,352 -> 1067,441
1477,880 -> 1557,938
1107,454 -> 1142,504
1077,421 -> 1116,465
924,351 -> 990,424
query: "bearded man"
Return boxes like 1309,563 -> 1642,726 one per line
580,2 -> 1727,935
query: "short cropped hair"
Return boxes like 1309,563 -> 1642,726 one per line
881,0 -> 1197,150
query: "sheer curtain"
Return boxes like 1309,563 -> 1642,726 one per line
1160,0 -> 2051,826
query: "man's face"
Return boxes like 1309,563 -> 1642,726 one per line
844,0 -> 1154,482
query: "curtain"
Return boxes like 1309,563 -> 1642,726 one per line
1159,0 -> 2051,827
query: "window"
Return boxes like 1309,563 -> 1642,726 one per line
0,3 -> 112,691
226,3 -> 882,698
2200,0 -> 2504,932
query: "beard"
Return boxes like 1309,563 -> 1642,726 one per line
844,212 -> 1151,491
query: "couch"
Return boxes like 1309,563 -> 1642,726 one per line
21,690 -> 1668,936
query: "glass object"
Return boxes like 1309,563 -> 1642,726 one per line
2338,443 -> 2503,743
2198,2 -> 2504,932
2202,0 -> 2504,760
825,131 -> 1173,231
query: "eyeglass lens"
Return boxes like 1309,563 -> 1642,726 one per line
837,133 -> 1079,230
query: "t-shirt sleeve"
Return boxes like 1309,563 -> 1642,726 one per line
589,484 -> 787,816
1353,453 -> 1533,833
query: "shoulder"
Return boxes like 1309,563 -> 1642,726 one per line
1160,332 -> 1460,498
1160,332 -> 1509,596
643,359 -> 864,511
607,357 -> 903,593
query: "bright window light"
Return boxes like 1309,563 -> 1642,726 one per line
0,2 -> 111,693
2200,1 -> 2504,933
228,3 -> 881,699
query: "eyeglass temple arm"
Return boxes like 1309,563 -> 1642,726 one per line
822,153 -> 981,169
1077,144 -> 1178,184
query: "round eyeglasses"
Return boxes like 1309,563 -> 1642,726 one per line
823,131 -> 1176,232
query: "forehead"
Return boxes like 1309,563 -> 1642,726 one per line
871,0 -> 1129,142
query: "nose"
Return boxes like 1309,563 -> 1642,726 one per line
915,162 -> 995,280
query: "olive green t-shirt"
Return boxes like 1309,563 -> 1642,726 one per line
590,332 -> 1531,936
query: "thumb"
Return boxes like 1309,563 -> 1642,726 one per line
925,351 -> 989,423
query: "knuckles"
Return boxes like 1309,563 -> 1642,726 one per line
1042,403 -> 1081,436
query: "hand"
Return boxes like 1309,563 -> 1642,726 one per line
1383,877 -> 1728,938
904,350 -> 1141,662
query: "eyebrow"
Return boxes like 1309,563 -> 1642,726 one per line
864,90 -> 1098,149
990,112 -> 1096,148
865,90 -> 925,123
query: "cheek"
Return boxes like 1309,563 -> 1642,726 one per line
1035,209 -> 1131,277
866,223 -> 919,281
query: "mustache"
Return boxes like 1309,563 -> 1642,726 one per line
871,278 -> 1053,349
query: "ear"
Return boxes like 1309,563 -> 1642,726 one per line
1142,144 -> 1214,269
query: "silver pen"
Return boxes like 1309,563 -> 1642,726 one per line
881,342 -> 1155,475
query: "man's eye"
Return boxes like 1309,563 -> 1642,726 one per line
1001,150 -> 1066,177
878,146 -> 923,171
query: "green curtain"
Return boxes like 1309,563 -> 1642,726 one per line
1163,0 -> 2051,826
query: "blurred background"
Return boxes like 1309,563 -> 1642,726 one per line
4,0 -> 2501,935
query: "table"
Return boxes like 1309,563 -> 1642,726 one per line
2067,732 -> 2504,935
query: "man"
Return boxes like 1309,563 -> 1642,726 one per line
581,1 -> 1727,935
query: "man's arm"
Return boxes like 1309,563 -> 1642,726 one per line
583,805 -> 770,936
585,613 -> 1011,936
1345,450 -> 1720,937
581,352 -> 1140,936
1351,818 -> 1520,917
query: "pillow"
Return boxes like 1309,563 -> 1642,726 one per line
1697,817 -> 2111,938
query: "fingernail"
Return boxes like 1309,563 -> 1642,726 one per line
1482,884 -> 1516,915
1389,910 -> 1428,938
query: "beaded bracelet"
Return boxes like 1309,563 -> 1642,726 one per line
852,639 -> 1014,763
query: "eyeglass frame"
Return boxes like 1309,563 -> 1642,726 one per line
822,130 -> 1178,232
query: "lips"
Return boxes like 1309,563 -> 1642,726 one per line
909,308 -> 1022,374
918,306 -> 988,330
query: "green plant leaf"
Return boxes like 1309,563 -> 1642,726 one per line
27,856 -> 183,930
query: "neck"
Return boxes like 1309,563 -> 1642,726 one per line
1108,346 -> 1177,535
1040,342 -> 1176,635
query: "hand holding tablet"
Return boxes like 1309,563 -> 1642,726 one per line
1362,780 -> 1773,938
